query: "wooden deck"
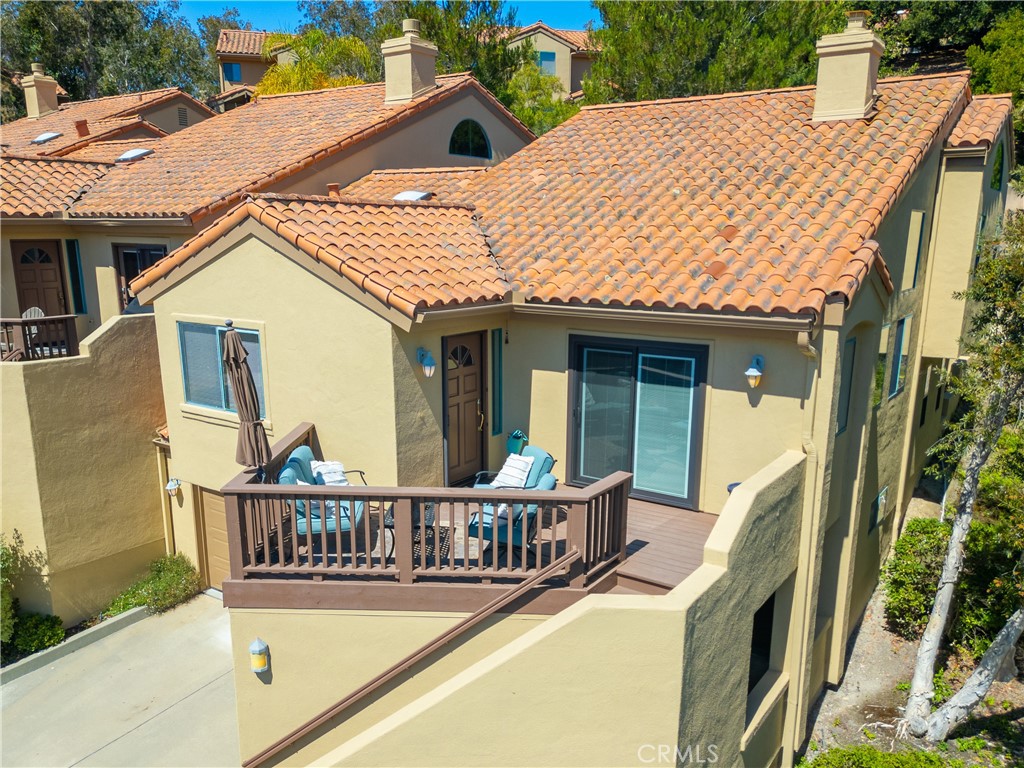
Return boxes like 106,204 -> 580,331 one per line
611,498 -> 718,594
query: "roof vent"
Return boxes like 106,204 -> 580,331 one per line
393,190 -> 432,201
30,131 -> 62,144
812,10 -> 885,123
74,119 -> 89,137
116,147 -> 154,163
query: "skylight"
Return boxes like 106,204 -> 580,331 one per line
116,148 -> 154,163
30,131 -> 62,144
393,190 -> 432,202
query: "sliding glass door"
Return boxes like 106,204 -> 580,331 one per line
571,337 -> 706,508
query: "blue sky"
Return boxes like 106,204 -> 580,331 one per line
179,1 -> 602,34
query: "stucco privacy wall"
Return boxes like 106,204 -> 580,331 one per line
1,315 -> 166,624
306,452 -> 805,768
229,609 -> 544,763
500,313 -> 811,515
152,226 -> 401,496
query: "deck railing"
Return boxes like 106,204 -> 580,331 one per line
0,315 -> 79,361
222,423 -> 631,588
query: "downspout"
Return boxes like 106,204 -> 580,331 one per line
782,325 -> 823,767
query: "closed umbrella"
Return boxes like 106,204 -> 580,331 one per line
222,322 -> 271,471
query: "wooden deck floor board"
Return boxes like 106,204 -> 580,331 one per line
616,500 -> 718,590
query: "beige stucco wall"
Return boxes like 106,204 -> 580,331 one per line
218,56 -> 271,91
570,54 -> 594,94
139,95 -> 213,134
297,452 -> 805,768
1,315 -> 166,624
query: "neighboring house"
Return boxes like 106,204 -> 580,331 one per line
506,21 -> 598,98
127,14 -> 1012,768
0,22 -> 532,626
206,83 -> 255,114
214,29 -> 293,97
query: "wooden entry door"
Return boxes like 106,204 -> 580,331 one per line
198,488 -> 230,589
11,240 -> 67,316
445,332 -> 485,484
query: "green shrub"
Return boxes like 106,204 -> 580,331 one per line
801,745 -> 955,766
12,613 -> 64,654
883,518 -> 950,639
106,554 -> 200,616
0,534 -> 16,644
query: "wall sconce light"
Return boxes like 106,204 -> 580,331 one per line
416,347 -> 436,378
250,637 -> 269,674
745,355 -> 765,389
165,478 -> 181,498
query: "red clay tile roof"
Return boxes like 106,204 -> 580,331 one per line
341,167 -> 488,202
132,194 -> 508,317
509,22 -> 599,52
947,93 -> 1013,149
0,88 -> 209,156
1,153 -> 112,218
458,73 -> 977,317
70,74 -> 532,222
62,137 -> 162,163
216,29 -> 270,57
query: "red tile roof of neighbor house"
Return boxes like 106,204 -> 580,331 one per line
132,194 -> 507,318
216,29 -> 271,57
133,72 -> 1011,321
1,153 -> 112,218
63,137 -> 162,163
0,87 -> 212,156
946,93 -> 1013,148
69,73 -> 532,222
340,167 -> 488,202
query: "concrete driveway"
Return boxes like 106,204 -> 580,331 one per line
1,593 -> 239,767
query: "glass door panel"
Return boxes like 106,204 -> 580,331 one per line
633,354 -> 695,498
578,347 -> 634,481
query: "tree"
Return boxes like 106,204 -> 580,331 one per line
373,1 -> 533,106
196,7 -> 252,94
582,1 -> 846,104
254,28 -> 372,95
902,212 -> 1024,743
860,1 -> 1018,55
298,1 -> 378,77
507,61 -> 578,136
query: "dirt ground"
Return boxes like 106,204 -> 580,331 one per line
802,490 -> 1024,766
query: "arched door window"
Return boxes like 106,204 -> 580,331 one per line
447,344 -> 475,370
449,119 -> 491,159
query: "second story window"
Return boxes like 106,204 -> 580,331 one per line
537,50 -> 556,75
178,322 -> 265,415
222,62 -> 242,82
888,316 -> 912,399
449,119 -> 491,159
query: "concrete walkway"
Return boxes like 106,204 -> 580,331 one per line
1,594 -> 239,767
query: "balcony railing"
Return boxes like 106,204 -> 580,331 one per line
222,423 -> 631,588
0,315 -> 79,362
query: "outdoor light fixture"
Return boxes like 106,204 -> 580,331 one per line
416,347 -> 436,378
745,355 -> 765,389
250,638 -> 269,674
165,478 -> 181,498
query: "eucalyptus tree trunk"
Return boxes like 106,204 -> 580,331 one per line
904,376 -> 1014,735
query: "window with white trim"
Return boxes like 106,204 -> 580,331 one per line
178,322 -> 264,415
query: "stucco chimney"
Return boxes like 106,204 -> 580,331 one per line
381,19 -> 438,104
811,11 -> 885,123
23,63 -> 61,119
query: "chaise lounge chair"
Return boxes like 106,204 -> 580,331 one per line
277,445 -> 365,537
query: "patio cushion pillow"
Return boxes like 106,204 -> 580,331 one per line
491,454 -> 535,489
296,479 -> 336,519
311,460 -> 349,486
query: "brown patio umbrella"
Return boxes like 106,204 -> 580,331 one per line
222,322 -> 271,470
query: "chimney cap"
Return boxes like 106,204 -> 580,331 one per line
402,18 -> 420,37
30,62 -> 44,75
845,10 -> 872,29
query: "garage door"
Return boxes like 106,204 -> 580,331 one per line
199,489 -> 230,589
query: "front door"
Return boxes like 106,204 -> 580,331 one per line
11,240 -> 67,316
445,332 -> 486,484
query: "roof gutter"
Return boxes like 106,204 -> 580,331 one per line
62,215 -> 192,226
509,300 -> 816,332
414,300 -> 512,323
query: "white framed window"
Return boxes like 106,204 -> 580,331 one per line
178,322 -> 264,415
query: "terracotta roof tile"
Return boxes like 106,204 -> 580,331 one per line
0,88 -> 209,156
131,194 -> 508,317
62,137 -> 161,163
1,153 -> 112,218
947,93 -> 1013,148
216,29 -> 270,57
69,74 -> 531,221
453,73 -> 975,317
341,167 -> 488,202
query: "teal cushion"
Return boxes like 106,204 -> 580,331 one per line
522,446 -> 554,488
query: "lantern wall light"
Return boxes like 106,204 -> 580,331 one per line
250,637 -> 270,674
745,355 -> 765,389
416,347 -> 436,378
165,478 -> 181,498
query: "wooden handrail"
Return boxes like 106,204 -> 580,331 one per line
0,315 -> 79,361
242,548 -> 582,768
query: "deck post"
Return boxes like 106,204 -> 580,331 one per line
394,497 -> 414,584
566,501 -> 587,587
